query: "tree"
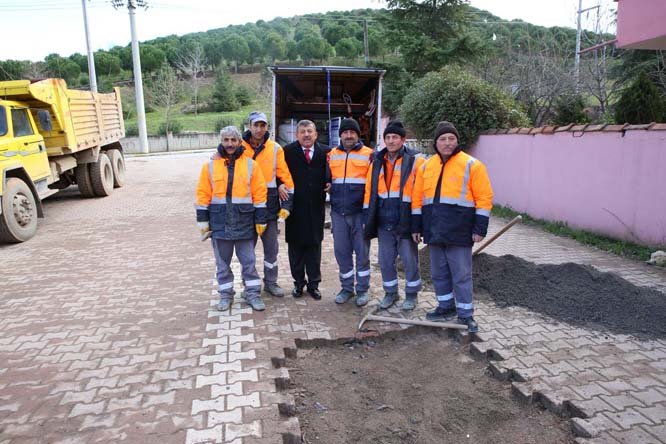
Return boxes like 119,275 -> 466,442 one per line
139,45 -> 166,74
211,67 -> 240,112
382,0 -> 480,74
335,38 -> 362,62
400,65 -> 530,144
264,32 -> 287,63
222,35 -> 250,73
203,40 -> 224,69
151,64 -> 182,137
286,40 -> 299,63
614,71 -> 666,124
44,53 -> 80,84
245,34 -> 264,65
0,60 -> 29,80
368,28 -> 387,59
322,23 -> 349,46
94,51 -> 122,77
175,44 -> 205,116
297,35 -> 333,65
552,94 -> 590,126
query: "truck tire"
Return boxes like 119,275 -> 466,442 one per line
107,149 -> 125,188
89,152 -> 114,197
75,163 -> 96,198
0,177 -> 38,243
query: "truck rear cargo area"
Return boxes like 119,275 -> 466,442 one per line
270,66 -> 384,148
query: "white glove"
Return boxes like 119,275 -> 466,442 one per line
197,221 -> 210,235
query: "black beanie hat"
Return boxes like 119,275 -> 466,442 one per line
384,120 -> 406,138
433,121 -> 459,141
339,118 -> 361,137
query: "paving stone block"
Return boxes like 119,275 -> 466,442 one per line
69,400 -> 106,418
107,394 -> 143,412
604,408 -> 653,430
185,425 -> 223,444
59,389 -> 98,405
567,397 -> 616,419
227,392 -> 261,410
143,391 -> 175,408
634,404 -> 666,424
196,373 -> 228,389
600,394 -> 645,411
225,420 -> 261,441
208,408 -> 243,427
211,382 -> 244,397
79,413 -> 117,431
192,397 -> 226,415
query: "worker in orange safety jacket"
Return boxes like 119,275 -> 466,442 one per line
411,121 -> 493,333
196,126 -> 268,312
241,111 -> 294,298
363,120 -> 425,311
328,118 -> 374,307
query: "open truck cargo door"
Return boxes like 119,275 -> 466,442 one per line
269,66 -> 385,149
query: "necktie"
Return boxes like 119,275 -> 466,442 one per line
304,148 -> 311,164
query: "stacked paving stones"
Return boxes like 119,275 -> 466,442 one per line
1,152 -> 665,443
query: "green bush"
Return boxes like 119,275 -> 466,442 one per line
214,117 -> 237,133
235,85 -> 254,106
400,65 -> 530,145
158,120 -> 183,135
614,71 -> 666,124
124,124 -> 139,136
211,67 -> 240,112
552,94 -> 590,126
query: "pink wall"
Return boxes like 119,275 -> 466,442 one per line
617,0 -> 666,49
470,130 -> 666,246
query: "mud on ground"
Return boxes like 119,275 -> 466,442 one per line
472,253 -> 666,340
288,330 -> 573,444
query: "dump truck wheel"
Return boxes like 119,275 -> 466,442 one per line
0,177 -> 38,243
107,149 -> 125,188
90,152 -> 114,197
75,163 -> 96,198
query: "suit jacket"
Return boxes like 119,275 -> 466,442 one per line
283,141 -> 330,245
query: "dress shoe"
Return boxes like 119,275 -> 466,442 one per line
292,287 -> 304,298
308,287 -> 322,300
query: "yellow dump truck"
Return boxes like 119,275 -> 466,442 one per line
0,78 -> 125,242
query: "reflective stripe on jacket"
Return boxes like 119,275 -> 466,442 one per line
412,149 -> 493,246
195,155 -> 267,240
362,146 -> 424,239
242,131 -> 294,219
328,142 -> 374,215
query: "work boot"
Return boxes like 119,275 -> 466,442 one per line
217,297 -> 233,311
243,292 -> 266,311
458,316 -> 479,333
264,282 -> 284,298
402,293 -> 418,311
335,289 -> 354,304
425,305 -> 457,322
379,292 -> 399,310
355,292 -> 369,307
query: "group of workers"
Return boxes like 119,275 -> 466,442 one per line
195,112 -> 493,333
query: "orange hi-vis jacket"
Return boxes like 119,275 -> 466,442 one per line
196,149 -> 267,240
362,146 -> 425,238
328,142 -> 374,215
241,131 -> 294,220
412,148 -> 493,247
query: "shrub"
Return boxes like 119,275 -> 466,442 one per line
214,117 -> 237,133
124,124 -> 139,137
158,120 -> 183,135
552,94 -> 590,126
400,65 -> 530,146
235,85 -> 254,106
614,71 -> 666,124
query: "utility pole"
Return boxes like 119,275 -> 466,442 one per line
81,0 -> 97,92
575,0 -> 600,94
113,0 -> 149,154
363,19 -> 370,66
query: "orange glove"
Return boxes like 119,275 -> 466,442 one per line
278,208 -> 290,221
255,223 -> 267,236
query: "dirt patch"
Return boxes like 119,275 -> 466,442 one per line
472,254 -> 666,340
288,331 -> 572,444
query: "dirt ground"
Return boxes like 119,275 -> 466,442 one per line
288,331 -> 573,444
472,253 -> 666,340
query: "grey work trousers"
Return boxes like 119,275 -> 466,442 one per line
429,244 -> 474,318
378,227 -> 421,294
212,238 -> 261,300
254,219 -> 279,285
331,211 -> 370,293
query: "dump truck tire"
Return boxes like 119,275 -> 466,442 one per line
75,163 -> 96,198
0,177 -> 38,243
90,152 -> 114,197
107,149 -> 125,188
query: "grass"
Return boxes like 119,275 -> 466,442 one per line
121,73 -> 270,136
492,205 -> 659,262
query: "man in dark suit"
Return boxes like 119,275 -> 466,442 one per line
283,120 -> 331,300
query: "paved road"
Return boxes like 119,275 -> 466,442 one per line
1,151 -> 665,444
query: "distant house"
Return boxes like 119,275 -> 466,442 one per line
616,0 -> 666,49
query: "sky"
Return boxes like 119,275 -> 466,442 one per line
0,0 -> 617,62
